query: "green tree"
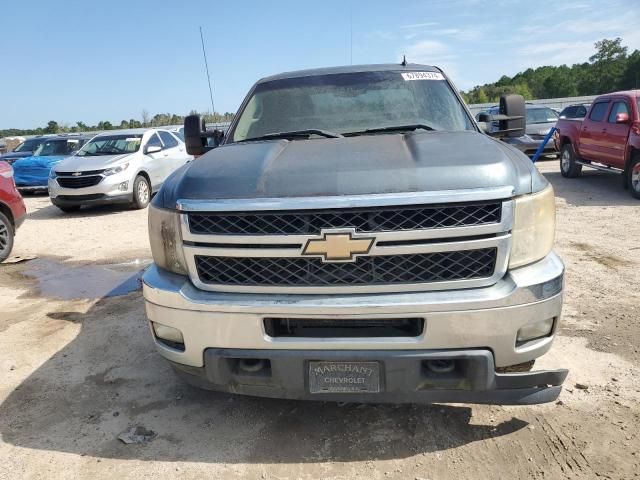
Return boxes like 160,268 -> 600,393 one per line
589,37 -> 628,94
44,120 -> 59,134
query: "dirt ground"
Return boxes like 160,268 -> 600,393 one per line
1,161 -> 639,480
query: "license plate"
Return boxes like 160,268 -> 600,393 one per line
309,361 -> 380,394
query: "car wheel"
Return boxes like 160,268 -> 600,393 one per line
56,205 -> 81,213
628,155 -> 640,199
0,211 -> 15,263
132,175 -> 151,209
560,143 -> 582,178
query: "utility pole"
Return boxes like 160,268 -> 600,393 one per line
200,26 -> 216,120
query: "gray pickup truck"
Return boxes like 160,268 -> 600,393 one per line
143,64 -> 567,405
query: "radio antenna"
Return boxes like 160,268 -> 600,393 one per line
349,1 -> 353,64
199,26 -> 216,119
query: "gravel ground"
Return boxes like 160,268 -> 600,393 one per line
0,161 -> 639,479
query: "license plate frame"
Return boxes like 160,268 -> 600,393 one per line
309,361 -> 381,394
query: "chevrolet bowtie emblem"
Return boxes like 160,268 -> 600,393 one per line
302,230 -> 375,262
72,172 -> 82,176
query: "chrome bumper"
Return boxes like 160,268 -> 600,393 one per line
143,252 -> 565,369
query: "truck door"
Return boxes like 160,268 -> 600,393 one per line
602,99 -> 631,168
579,100 -> 610,161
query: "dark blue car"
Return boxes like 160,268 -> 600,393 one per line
13,135 -> 91,191
0,136 -> 49,165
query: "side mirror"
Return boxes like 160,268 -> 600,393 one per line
616,112 -> 630,124
184,115 -> 208,156
184,115 -> 224,156
499,94 -> 525,138
481,95 -> 526,138
145,145 -> 162,154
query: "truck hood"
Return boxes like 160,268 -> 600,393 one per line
158,130 -> 544,208
53,153 -> 132,172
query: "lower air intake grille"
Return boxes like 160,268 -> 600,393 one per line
264,318 -> 425,338
195,248 -> 497,287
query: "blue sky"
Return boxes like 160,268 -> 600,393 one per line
2,0 -> 638,129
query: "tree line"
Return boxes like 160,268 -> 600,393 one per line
0,110 -> 234,139
463,38 -> 639,104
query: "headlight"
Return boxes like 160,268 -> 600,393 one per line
509,184 -> 556,268
103,162 -> 129,176
49,169 -> 57,179
148,203 -> 188,275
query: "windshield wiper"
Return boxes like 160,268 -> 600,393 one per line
344,124 -> 436,136
238,129 -> 343,142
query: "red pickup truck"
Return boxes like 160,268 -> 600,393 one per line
555,90 -> 640,198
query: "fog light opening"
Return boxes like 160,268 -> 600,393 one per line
516,318 -> 555,345
238,358 -> 267,373
426,359 -> 456,374
118,181 -> 129,191
152,322 -> 185,351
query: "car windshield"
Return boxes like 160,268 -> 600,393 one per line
14,138 -> 44,152
230,70 -> 474,142
32,139 -> 81,157
77,134 -> 143,156
526,107 -> 558,124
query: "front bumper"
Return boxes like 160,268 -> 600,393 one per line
143,252 -> 566,404
172,348 -> 567,405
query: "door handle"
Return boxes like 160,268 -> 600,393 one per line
601,129 -> 607,133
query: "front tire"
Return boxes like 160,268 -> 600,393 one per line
628,155 -> 640,199
0,212 -> 15,263
132,175 -> 151,209
560,143 -> 582,178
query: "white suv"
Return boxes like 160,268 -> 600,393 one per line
49,128 -> 191,212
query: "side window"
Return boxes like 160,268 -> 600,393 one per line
158,131 -> 179,148
608,101 -> 630,123
576,106 -> 587,118
589,102 -> 609,122
146,133 -> 162,149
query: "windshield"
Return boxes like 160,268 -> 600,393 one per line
14,138 -> 44,152
230,71 -> 474,142
77,134 -> 143,156
32,139 -> 82,157
526,107 -> 558,124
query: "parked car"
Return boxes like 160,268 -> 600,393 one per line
143,63 -> 567,405
558,104 -> 590,119
555,90 -> 640,198
0,136 -> 49,165
0,161 -> 27,262
478,104 -> 559,158
12,135 -> 91,192
49,128 -> 192,212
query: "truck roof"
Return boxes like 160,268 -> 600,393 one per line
258,63 -> 441,83
595,90 -> 640,100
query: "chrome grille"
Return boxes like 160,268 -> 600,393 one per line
194,248 -> 497,287
188,202 -> 502,235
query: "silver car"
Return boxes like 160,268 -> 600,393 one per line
49,128 -> 192,212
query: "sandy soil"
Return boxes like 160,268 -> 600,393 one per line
0,162 -> 639,480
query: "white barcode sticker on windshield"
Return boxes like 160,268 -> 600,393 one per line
401,72 -> 445,81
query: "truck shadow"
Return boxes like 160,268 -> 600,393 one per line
0,274 -> 528,464
543,170 -> 638,207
